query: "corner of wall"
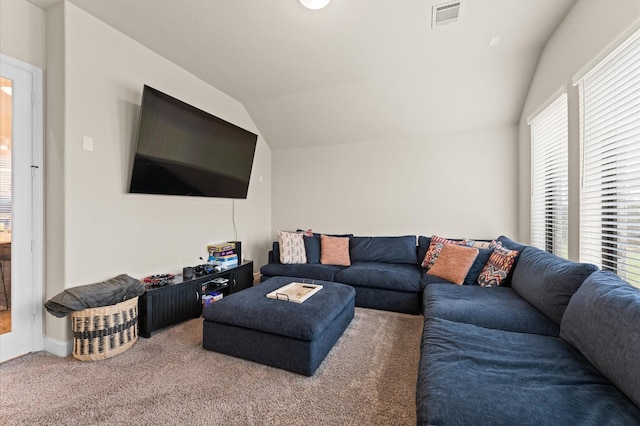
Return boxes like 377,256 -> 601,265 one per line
43,334 -> 73,357
44,1 -> 70,342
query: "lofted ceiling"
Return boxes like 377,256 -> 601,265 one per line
28,0 -> 576,149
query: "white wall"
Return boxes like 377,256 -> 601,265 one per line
272,126 -> 518,241
518,0 -> 640,259
0,0 -> 46,69
44,2 -> 272,342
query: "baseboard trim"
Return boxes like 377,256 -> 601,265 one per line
43,336 -> 72,357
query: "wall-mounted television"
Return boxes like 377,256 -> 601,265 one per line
128,85 -> 258,199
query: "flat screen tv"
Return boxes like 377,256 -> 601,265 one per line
128,85 -> 258,199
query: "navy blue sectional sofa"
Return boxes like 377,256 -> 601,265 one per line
261,235 -> 426,314
260,234 -> 640,424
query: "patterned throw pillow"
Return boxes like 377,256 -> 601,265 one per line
463,239 -> 502,249
421,235 -> 467,270
427,244 -> 479,285
320,234 -> 351,266
278,230 -> 307,264
477,246 -> 519,287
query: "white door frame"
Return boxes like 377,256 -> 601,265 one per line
0,54 -> 44,360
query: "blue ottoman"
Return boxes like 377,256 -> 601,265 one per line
202,276 -> 356,376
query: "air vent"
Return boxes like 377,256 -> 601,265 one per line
432,1 -> 461,28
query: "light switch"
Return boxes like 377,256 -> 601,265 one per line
82,136 -> 94,152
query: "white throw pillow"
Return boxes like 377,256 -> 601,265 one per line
278,230 -> 307,264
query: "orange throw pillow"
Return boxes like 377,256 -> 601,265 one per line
320,235 -> 351,266
427,244 -> 479,285
421,235 -> 467,269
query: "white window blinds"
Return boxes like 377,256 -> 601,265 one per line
530,93 -> 569,258
578,29 -> 640,286
0,150 -> 10,232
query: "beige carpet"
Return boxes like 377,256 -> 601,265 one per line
0,308 -> 423,425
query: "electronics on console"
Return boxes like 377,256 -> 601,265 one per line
143,273 -> 175,288
150,242 -> 240,286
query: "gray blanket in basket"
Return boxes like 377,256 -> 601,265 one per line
44,274 -> 145,318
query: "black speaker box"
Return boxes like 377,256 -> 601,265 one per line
183,266 -> 194,280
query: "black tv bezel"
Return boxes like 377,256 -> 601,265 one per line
128,85 -> 258,199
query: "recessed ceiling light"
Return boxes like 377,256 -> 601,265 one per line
300,0 -> 331,10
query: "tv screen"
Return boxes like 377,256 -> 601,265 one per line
128,85 -> 258,199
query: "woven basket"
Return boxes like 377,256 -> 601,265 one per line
70,296 -> 139,361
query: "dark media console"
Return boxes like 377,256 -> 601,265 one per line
138,260 -> 254,338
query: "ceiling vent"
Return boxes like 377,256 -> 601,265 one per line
432,1 -> 461,28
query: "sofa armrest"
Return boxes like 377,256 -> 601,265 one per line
268,241 -> 280,264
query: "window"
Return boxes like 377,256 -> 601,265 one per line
0,151 -> 9,232
530,93 -> 569,258
0,77 -> 10,233
578,29 -> 640,287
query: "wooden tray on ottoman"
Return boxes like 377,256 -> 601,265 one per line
265,282 -> 323,303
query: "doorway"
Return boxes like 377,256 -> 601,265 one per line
0,75 -> 12,334
0,54 -> 43,362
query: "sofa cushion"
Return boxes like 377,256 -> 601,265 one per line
303,235 -> 321,264
349,235 -> 417,264
417,236 -> 431,267
419,273 -> 454,288
260,263 -> 345,282
463,248 -> 493,286
320,235 -> 351,266
427,244 -> 479,285
278,230 -> 306,264
496,235 -> 528,253
269,241 -> 281,264
560,270 -> 640,409
477,246 -> 519,287
417,318 -> 640,426
334,262 -> 422,293
511,245 -> 598,325
423,284 -> 560,336
351,285 -> 421,314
